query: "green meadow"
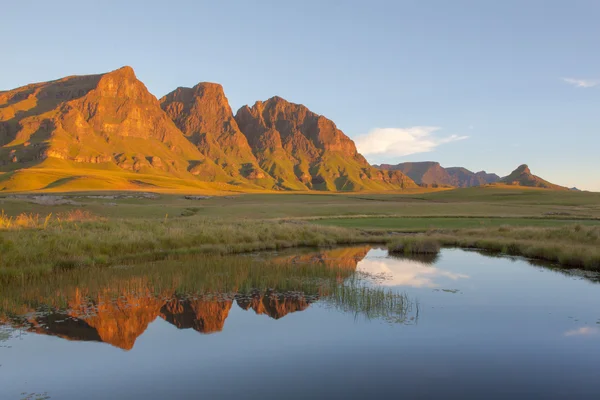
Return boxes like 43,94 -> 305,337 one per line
0,185 -> 599,278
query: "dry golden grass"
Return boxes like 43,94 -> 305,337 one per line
0,209 -> 96,229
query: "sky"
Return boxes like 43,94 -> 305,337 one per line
1,0 -> 599,190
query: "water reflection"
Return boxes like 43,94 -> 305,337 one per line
357,252 -> 469,288
3,247 -> 600,399
0,247 -> 414,351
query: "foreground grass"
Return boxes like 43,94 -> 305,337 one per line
387,225 -> 600,271
0,216 -> 386,280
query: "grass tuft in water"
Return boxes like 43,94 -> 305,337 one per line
388,237 -> 441,255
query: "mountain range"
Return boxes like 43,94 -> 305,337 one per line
376,161 -> 500,188
377,161 -> 568,190
0,66 -> 566,192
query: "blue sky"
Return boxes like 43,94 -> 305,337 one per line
2,0 -> 599,190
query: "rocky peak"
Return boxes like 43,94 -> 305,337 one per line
234,96 -> 417,191
515,164 -> 531,175
160,82 -> 235,132
236,96 -> 360,158
160,82 -> 273,185
501,164 -> 566,190
93,66 -> 156,104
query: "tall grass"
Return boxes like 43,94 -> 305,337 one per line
0,209 -> 95,230
0,215 -> 388,280
388,237 -> 441,255
389,225 -> 600,271
327,279 -> 417,323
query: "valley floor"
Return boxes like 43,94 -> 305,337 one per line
0,186 -> 599,279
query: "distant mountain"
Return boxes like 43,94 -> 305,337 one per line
475,170 -> 501,184
0,67 -> 416,192
446,167 -> 500,187
500,164 -> 567,190
376,161 -> 499,187
235,97 -> 416,191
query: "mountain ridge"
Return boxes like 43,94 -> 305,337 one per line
376,161 -> 500,188
0,66 -> 573,192
0,66 -> 417,192
235,96 -> 416,191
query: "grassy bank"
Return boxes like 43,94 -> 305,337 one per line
1,187 -> 600,279
387,225 -> 600,270
0,215 -> 387,281
312,216 -> 600,231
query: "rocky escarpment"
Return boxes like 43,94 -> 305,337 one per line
235,97 -> 416,191
0,66 -> 229,182
160,83 -> 275,188
1,66 -> 418,192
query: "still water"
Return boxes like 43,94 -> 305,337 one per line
1,247 -> 599,399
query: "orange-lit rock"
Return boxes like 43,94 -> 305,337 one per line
160,83 -> 274,187
235,97 -> 416,191
160,298 -> 233,334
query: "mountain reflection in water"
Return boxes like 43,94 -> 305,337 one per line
3,248 -> 600,400
0,246 -> 416,350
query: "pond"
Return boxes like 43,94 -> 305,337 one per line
1,247 -> 599,399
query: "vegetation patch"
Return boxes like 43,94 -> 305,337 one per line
405,225 -> 600,271
0,216 -> 388,281
388,237 -> 441,255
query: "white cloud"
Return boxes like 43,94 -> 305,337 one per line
562,78 -> 600,88
357,258 -> 469,288
564,327 -> 600,337
354,126 -> 468,157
